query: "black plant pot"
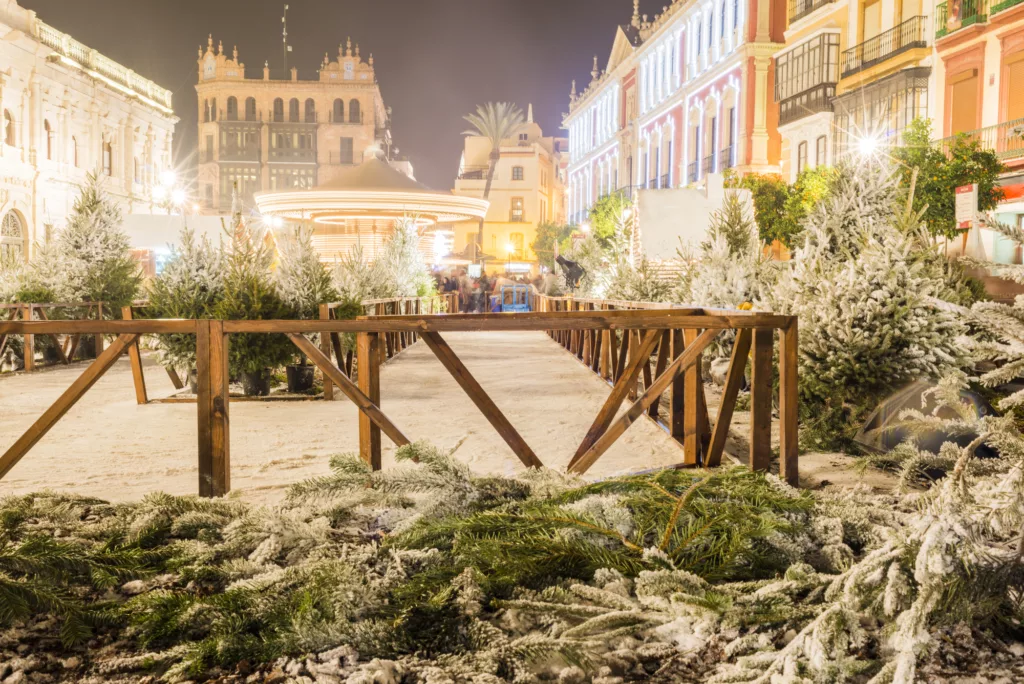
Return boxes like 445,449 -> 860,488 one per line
240,369 -> 272,397
286,364 -> 314,393
188,369 -> 199,395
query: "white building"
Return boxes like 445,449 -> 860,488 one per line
0,0 -> 177,261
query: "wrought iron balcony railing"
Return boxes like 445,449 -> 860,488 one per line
935,0 -> 988,38
779,83 -> 836,127
702,154 -> 716,176
687,161 -> 699,184
660,173 -> 670,188
841,16 -> 927,78
268,147 -> 316,162
787,0 -> 837,23
219,145 -> 261,163
935,118 -> 1024,162
457,166 -> 491,181
720,144 -> 735,170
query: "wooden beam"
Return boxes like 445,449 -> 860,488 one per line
357,332 -> 382,470
704,330 -> 752,468
0,333 -> 138,481
288,333 -> 411,448
319,304 -> 334,401
568,329 -> 661,469
569,329 -> 722,475
121,306 -> 148,405
683,329 -> 702,466
779,321 -> 799,486
94,302 -> 104,355
750,328 -> 774,474
420,331 -> 543,469
670,329 -> 684,443
22,305 -> 33,372
196,320 -> 230,497
648,330 -> 671,419
165,366 -> 185,390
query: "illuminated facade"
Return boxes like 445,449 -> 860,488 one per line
0,0 -> 176,260
195,36 -> 393,214
452,107 -> 567,271
565,0 -> 786,224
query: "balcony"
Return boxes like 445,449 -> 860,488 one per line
992,0 -> 1024,14
702,154 -> 716,176
779,83 -> 836,126
788,0 -> 837,23
269,147 -> 316,163
841,17 -> 927,78
458,166 -> 491,181
720,144 -> 735,170
935,0 -> 988,38
936,118 -> 1024,162
219,145 -> 260,163
687,161 -> 699,184
659,173 -> 670,188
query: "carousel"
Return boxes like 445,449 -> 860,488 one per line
254,157 -> 488,263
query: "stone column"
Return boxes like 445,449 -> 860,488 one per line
28,74 -> 40,166
750,55 -> 771,167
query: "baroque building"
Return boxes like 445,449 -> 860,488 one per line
0,0 -> 176,260
564,0 -> 787,224
195,36 -> 394,213
451,106 -> 567,273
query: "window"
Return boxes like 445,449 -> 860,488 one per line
519,132 -> 528,142
203,99 -> 210,123
733,0 -> 739,28
245,97 -> 257,121
797,141 -> 808,174
333,99 -> 344,122
102,142 -> 113,176
720,1 -> 726,37
706,14 -> 713,51
3,110 -> 13,146
0,211 -> 24,259
71,136 -> 78,167
226,96 -> 238,120
44,119 -> 52,160
950,70 -> 979,135
273,98 -> 284,122
210,98 -> 217,122
349,99 -> 361,123
269,167 -> 315,190
512,166 -> 524,181
289,98 -> 300,122
305,98 -> 316,123
339,137 -> 354,164
815,136 -> 827,166
510,197 -> 524,222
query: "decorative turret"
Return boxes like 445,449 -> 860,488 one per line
319,37 -> 376,83
591,56 -> 600,82
570,80 -> 577,104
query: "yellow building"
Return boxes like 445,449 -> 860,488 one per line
451,107 -> 566,274
195,36 -> 393,213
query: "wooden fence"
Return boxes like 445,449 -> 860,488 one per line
0,304 -> 797,498
0,302 -> 105,372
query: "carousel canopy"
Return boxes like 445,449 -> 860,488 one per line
254,157 -> 489,226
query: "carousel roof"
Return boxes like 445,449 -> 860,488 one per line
254,157 -> 488,225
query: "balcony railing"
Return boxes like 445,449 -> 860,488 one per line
219,145 -> 261,162
269,147 -> 316,162
788,0 -> 837,23
779,83 -> 836,127
458,166 -> 491,181
702,154 -> 716,176
720,144 -> 735,170
992,0 -> 1024,14
935,0 -> 988,38
509,212 -> 525,223
659,173 -> 670,188
841,16 -> 927,78
936,118 -> 1024,162
687,161 -> 699,184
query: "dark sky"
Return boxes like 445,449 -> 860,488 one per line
21,0 -> 668,190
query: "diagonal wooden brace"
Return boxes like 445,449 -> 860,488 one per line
703,329 -> 752,468
569,329 -> 722,475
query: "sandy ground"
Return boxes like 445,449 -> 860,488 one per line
0,331 -> 709,504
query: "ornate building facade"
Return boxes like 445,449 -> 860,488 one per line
565,0 -> 786,224
195,36 -> 394,214
0,0 -> 177,261
451,107 -> 567,272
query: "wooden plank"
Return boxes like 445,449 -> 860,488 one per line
320,304 -> 334,401
420,331 -> 543,469
570,329 -> 722,475
357,332 -> 382,470
670,330 -> 684,442
94,302 -> 104,355
166,366 -> 185,390
208,321 -> 230,496
0,334 -> 138,481
568,329 -> 661,469
750,328 -> 774,474
590,327 -> 602,373
648,330 -> 671,419
779,320 -> 799,486
22,305 -> 34,372
330,333 -> 345,375
121,306 -> 148,405
288,333 -> 411,448
614,328 -> 630,382
196,321 -> 212,495
705,330 -> 752,468
0,320 -> 197,335
640,331 -> 654,393
683,329 -> 701,466
600,328 -> 611,379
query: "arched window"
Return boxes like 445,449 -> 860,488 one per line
203,99 -> 210,123
349,99 -> 361,123
245,97 -> 257,121
797,141 -> 808,175
3,110 -> 14,147
210,98 -> 217,122
273,98 -> 284,122
71,136 -> 78,167
333,99 -> 344,122
102,142 -> 113,176
0,211 -> 24,259
226,96 -> 238,120
43,119 -> 52,160
289,98 -> 300,122
305,98 -> 316,123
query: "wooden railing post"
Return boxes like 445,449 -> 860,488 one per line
196,320 -> 230,497
683,328 -> 701,465
357,331 -> 382,470
122,306 -> 148,405
670,329 -> 684,446
750,328 -> 774,474
779,320 -> 799,485
319,304 -> 334,400
22,304 -> 34,372
94,302 -> 104,355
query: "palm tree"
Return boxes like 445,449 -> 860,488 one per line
463,102 -> 526,259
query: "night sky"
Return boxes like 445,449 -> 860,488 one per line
21,0 -> 669,190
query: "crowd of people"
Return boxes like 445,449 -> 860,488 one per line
434,269 -> 542,313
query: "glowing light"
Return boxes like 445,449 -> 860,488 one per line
270,216 -> 284,229
192,203 -> 200,213
159,170 -> 176,187
433,232 -> 447,261
171,189 -> 187,205
622,208 -> 633,220
152,186 -> 167,202
857,135 -> 879,156
580,222 -> 592,233
505,242 -> 516,254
